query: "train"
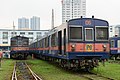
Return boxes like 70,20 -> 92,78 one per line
10,35 -> 29,59
29,17 -> 110,70
109,36 -> 120,59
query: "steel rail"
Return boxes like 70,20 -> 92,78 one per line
11,63 -> 17,80
26,62 -> 42,80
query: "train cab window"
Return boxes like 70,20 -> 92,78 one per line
117,40 -> 120,48
96,27 -> 108,40
85,28 -> 93,41
23,39 -> 29,46
69,27 -> 82,40
11,39 -> 17,46
110,40 -> 115,48
18,40 -> 22,46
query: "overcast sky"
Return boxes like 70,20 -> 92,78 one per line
0,0 -> 120,30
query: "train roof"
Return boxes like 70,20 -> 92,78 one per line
11,35 -> 29,39
68,17 -> 109,26
109,36 -> 120,40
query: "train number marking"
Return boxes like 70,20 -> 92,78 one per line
86,44 -> 92,51
85,20 -> 91,25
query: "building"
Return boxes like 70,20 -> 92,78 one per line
30,16 -> 40,30
109,25 -> 120,37
61,0 -> 86,23
0,29 -> 49,56
109,25 -> 115,37
18,17 -> 29,30
114,25 -> 120,36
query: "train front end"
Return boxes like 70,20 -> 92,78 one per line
65,18 -> 109,69
10,36 -> 29,59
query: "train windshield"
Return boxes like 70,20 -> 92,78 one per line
11,39 -> 17,46
96,27 -> 108,40
69,27 -> 82,40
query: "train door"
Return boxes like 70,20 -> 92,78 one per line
48,36 -> 51,54
64,29 -> 66,55
117,40 -> 120,53
84,28 -> 94,53
58,31 -> 62,55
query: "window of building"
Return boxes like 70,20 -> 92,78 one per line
28,32 -> 33,35
37,32 -> 41,34
3,32 -> 8,39
11,32 -> 17,34
3,42 -> 8,44
20,32 -> 25,35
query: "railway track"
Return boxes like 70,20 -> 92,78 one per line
77,71 -> 114,80
108,60 -> 120,64
12,61 -> 42,80
79,73 -> 114,80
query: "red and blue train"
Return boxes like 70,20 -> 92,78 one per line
29,17 -> 110,70
109,36 -> 120,59
10,36 -> 29,59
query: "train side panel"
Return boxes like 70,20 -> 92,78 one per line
30,17 -> 110,70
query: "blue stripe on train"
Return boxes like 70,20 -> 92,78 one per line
32,50 -> 109,60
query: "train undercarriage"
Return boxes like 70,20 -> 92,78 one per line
10,52 -> 29,60
34,54 -> 100,71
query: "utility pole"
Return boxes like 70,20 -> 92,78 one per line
13,21 -> 15,37
51,9 -> 54,29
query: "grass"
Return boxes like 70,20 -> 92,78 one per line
27,59 -> 87,80
92,61 -> 120,80
1,58 -> 119,80
0,59 -> 14,80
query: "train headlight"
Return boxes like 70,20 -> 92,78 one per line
103,44 -> 106,48
71,44 -> 75,48
71,44 -> 76,51
102,44 -> 107,51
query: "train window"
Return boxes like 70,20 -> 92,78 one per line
85,28 -> 93,41
110,40 -> 114,48
45,37 -> 48,48
96,27 -> 108,40
51,33 -> 57,47
23,39 -> 29,46
11,39 -> 17,46
69,27 -> 82,40
40,40 -> 43,48
18,40 -> 22,46
117,40 -> 120,48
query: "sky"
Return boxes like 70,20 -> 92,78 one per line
0,0 -> 120,30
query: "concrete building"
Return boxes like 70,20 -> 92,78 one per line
114,25 -> 120,36
109,25 -> 115,37
0,29 -> 49,57
18,17 -> 29,30
30,16 -> 40,30
61,0 -> 86,23
109,25 -> 120,37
